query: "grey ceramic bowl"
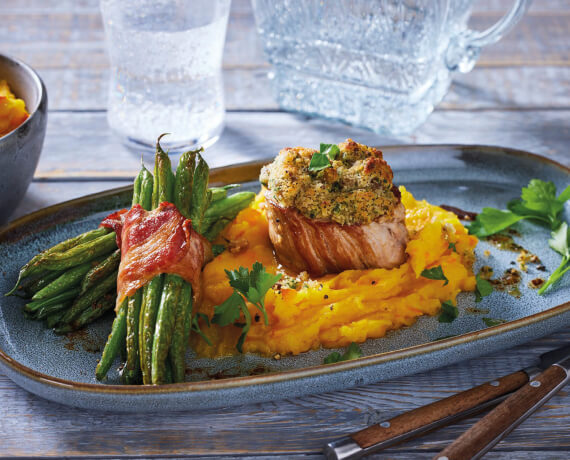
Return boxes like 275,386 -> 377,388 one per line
0,54 -> 47,224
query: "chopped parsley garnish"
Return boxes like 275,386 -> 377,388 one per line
308,143 -> 340,172
324,342 -> 363,364
211,262 -> 281,352
448,242 -> 457,252
438,300 -> 458,323
321,143 -> 340,160
475,274 -> 493,302
469,179 -> 570,238
421,265 -> 449,285
482,317 -> 507,327
538,221 -> 570,295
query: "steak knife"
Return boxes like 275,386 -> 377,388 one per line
434,349 -> 570,460
324,344 -> 570,460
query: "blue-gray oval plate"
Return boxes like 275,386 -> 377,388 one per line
0,145 -> 568,412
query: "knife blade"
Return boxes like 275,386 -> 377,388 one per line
435,351 -> 570,460
324,344 -> 570,460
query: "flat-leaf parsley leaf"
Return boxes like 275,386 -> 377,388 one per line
321,143 -> 340,160
421,265 -> 449,285
438,300 -> 458,323
475,274 -> 493,302
469,179 -> 570,237
308,143 -> 340,171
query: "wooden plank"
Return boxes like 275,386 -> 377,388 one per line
28,110 -> 570,182
8,180 -> 131,223
0,331 -> 567,457
5,0 -> 568,14
21,65 -> 570,111
2,9 -> 568,70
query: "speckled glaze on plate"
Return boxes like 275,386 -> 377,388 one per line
0,145 -> 568,412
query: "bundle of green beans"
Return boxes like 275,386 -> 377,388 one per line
6,137 -> 255,384
8,228 -> 121,331
96,139 -> 256,384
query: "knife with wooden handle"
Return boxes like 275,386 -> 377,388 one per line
434,354 -> 570,460
324,344 -> 570,460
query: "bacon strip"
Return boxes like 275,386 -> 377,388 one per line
101,203 -> 211,305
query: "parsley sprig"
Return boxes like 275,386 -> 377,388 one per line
211,262 -> 281,352
308,143 -> 340,172
469,179 -> 570,238
538,222 -> 570,295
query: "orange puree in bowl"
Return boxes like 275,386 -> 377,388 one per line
193,187 -> 478,357
0,80 -> 29,137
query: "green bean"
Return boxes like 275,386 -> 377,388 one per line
203,218 -> 231,242
55,294 -> 115,333
201,192 -> 256,239
5,227 -> 110,296
132,166 -> 142,207
45,310 -> 67,329
209,184 -> 240,202
139,275 -> 163,384
24,288 -> 81,313
32,261 -> 94,300
164,358 -> 173,384
80,250 -> 120,296
174,149 -> 198,218
123,290 -> 142,384
59,271 -> 117,325
203,191 -> 256,222
139,165 -> 154,211
170,283 -> 192,383
151,274 -> 184,384
92,162 -> 154,383
153,134 -> 175,207
34,301 -> 73,321
18,270 -> 64,298
120,336 -> 127,363
189,153 -> 211,234
96,298 -> 128,381
40,232 -> 118,272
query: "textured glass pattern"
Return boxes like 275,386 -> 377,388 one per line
252,0 -> 469,134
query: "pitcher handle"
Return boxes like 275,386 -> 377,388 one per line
445,0 -> 532,73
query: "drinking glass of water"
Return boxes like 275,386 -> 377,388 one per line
100,0 -> 231,153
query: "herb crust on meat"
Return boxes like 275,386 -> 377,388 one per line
260,139 -> 398,226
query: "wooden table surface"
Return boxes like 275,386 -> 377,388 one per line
1,0 -> 569,458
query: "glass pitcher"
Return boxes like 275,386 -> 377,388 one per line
251,0 -> 531,135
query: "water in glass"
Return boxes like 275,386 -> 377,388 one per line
100,0 -> 231,152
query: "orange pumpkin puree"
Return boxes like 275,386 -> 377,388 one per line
192,187 -> 478,357
0,80 -> 29,137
